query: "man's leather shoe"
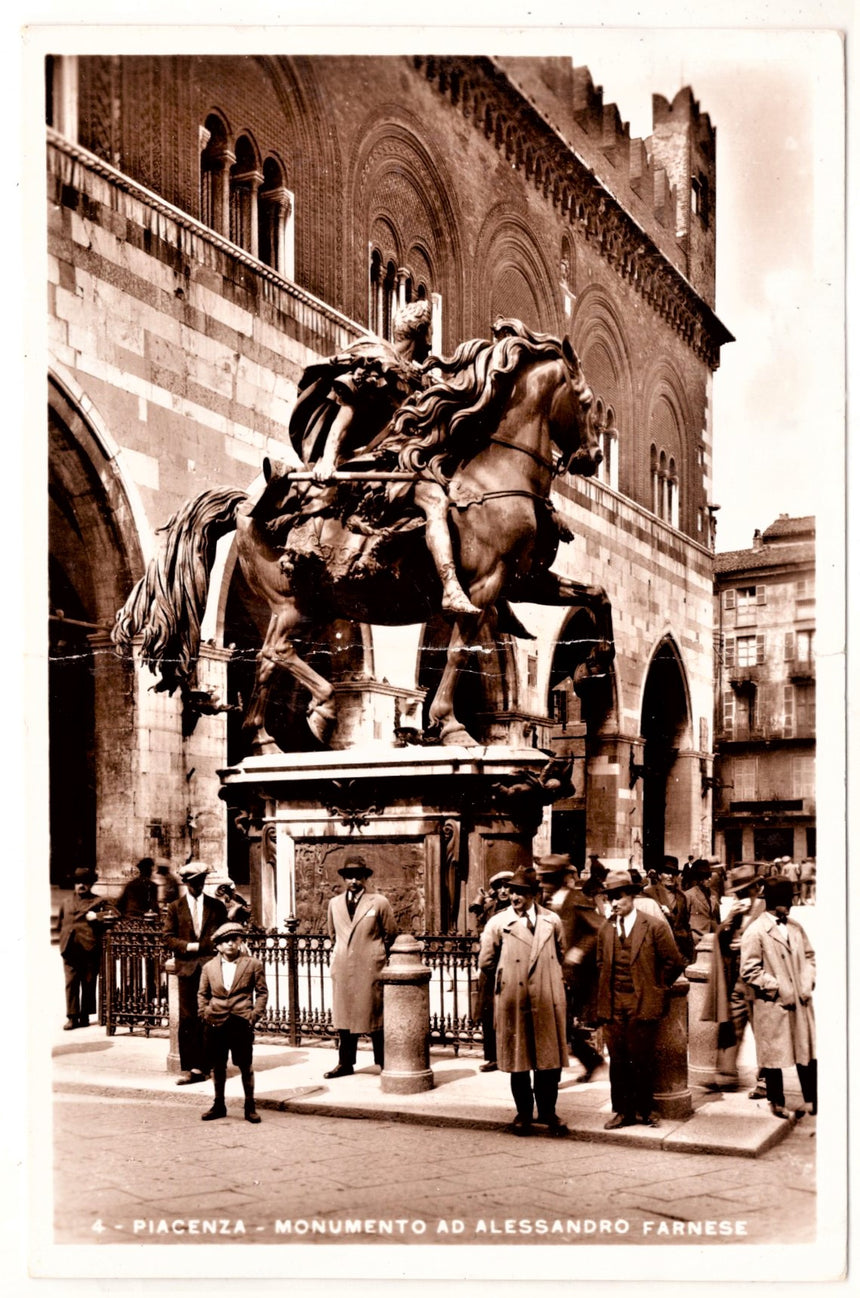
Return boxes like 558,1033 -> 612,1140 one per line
244,1108 -> 262,1124
545,1116 -> 570,1137
576,1060 -> 603,1084
748,1084 -> 767,1100
603,1113 -> 636,1130
323,1064 -> 354,1079
506,1120 -> 533,1136
201,1104 -> 227,1121
479,1061 -> 498,1073
769,1104 -> 792,1119
637,1113 -> 660,1128
176,1070 -> 209,1086
63,1018 -> 76,1031
77,1015 -> 90,1028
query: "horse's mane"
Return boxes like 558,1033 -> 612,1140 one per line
392,318 -> 570,484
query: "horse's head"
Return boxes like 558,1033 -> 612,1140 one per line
551,338 -> 602,477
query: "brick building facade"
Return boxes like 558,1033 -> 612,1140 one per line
46,54 -> 732,917
713,516 -> 816,866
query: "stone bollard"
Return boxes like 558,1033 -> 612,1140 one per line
652,977 -> 693,1118
165,959 -> 182,1074
685,934 -> 722,1089
379,934 -> 434,1094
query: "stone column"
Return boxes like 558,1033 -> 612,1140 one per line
652,977 -> 693,1118
686,934 -> 722,1088
380,935 -> 433,1094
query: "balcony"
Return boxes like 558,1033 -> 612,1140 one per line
786,657 -> 815,684
728,667 -> 760,692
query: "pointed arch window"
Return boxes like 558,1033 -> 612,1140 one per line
230,135 -> 263,256
258,157 -> 294,278
200,114 -> 234,237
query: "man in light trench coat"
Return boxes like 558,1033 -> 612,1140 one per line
740,875 -> 817,1119
324,857 -> 398,1079
478,865 -> 569,1137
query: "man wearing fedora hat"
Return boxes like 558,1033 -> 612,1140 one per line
58,867 -> 118,1029
701,863 -> 767,1093
740,875 -> 817,1119
163,863 -> 228,1085
324,857 -> 397,1079
469,870 -> 514,1072
595,869 -> 685,1129
197,923 -> 269,1122
643,856 -> 694,963
479,865 -> 570,1136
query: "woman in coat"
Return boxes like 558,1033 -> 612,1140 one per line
740,876 -> 816,1118
478,866 -> 569,1136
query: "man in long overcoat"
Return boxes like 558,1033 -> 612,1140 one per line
478,865 -> 569,1136
542,856 -> 606,1083
740,875 -> 817,1118
58,867 -> 117,1028
701,862 -> 766,1092
162,863 -> 228,1085
468,869 -> 514,1072
325,857 -> 398,1079
595,869 -> 685,1129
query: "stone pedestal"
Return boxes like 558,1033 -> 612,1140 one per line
380,935 -> 433,1094
165,961 -> 181,1073
652,978 -> 693,1118
685,934 -> 722,1088
219,745 -> 551,934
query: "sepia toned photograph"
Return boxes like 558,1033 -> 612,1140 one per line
17,5 -> 850,1291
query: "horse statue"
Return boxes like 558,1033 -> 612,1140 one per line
113,319 -> 615,750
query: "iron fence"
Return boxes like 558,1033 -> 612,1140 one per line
102,921 -> 485,1052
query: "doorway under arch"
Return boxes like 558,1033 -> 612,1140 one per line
640,639 -> 692,870
546,607 -> 617,865
48,377 -> 142,885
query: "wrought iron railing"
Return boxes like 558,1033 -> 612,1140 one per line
102,920 -> 485,1052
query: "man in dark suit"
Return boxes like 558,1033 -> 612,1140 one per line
162,863 -> 228,1085
58,867 -> 117,1029
116,857 -> 160,918
596,869 -> 685,1129
324,858 -> 397,1079
643,855 -> 694,963
197,922 -> 269,1122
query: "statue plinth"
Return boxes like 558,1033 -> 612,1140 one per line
219,745 -> 560,932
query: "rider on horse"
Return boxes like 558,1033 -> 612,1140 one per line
256,300 -> 479,615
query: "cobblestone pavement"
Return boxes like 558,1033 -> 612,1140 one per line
53,1091 -> 816,1248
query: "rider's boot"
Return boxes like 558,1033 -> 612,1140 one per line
438,563 -> 481,616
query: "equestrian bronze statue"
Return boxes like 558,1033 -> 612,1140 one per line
113,317 -> 615,750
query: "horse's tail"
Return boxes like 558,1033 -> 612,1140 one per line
112,486 -> 248,693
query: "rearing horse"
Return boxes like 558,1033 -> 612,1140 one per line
113,319 -> 615,749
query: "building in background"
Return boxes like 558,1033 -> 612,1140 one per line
712,516 -> 816,866
46,53 -> 731,922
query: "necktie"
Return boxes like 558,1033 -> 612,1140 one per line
775,916 -> 787,925
193,897 -> 201,936
617,920 -> 626,944
347,891 -> 357,918
526,915 -> 535,934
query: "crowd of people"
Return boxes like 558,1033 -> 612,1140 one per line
57,848 -> 817,1130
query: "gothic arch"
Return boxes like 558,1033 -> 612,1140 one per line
474,206 -> 557,335
642,359 -> 696,529
48,373 -> 145,886
570,284 -> 635,496
349,111 -> 466,344
638,634 -> 694,868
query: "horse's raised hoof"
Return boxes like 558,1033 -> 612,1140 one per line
307,701 -> 336,743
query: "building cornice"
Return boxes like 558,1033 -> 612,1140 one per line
414,55 -> 733,371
